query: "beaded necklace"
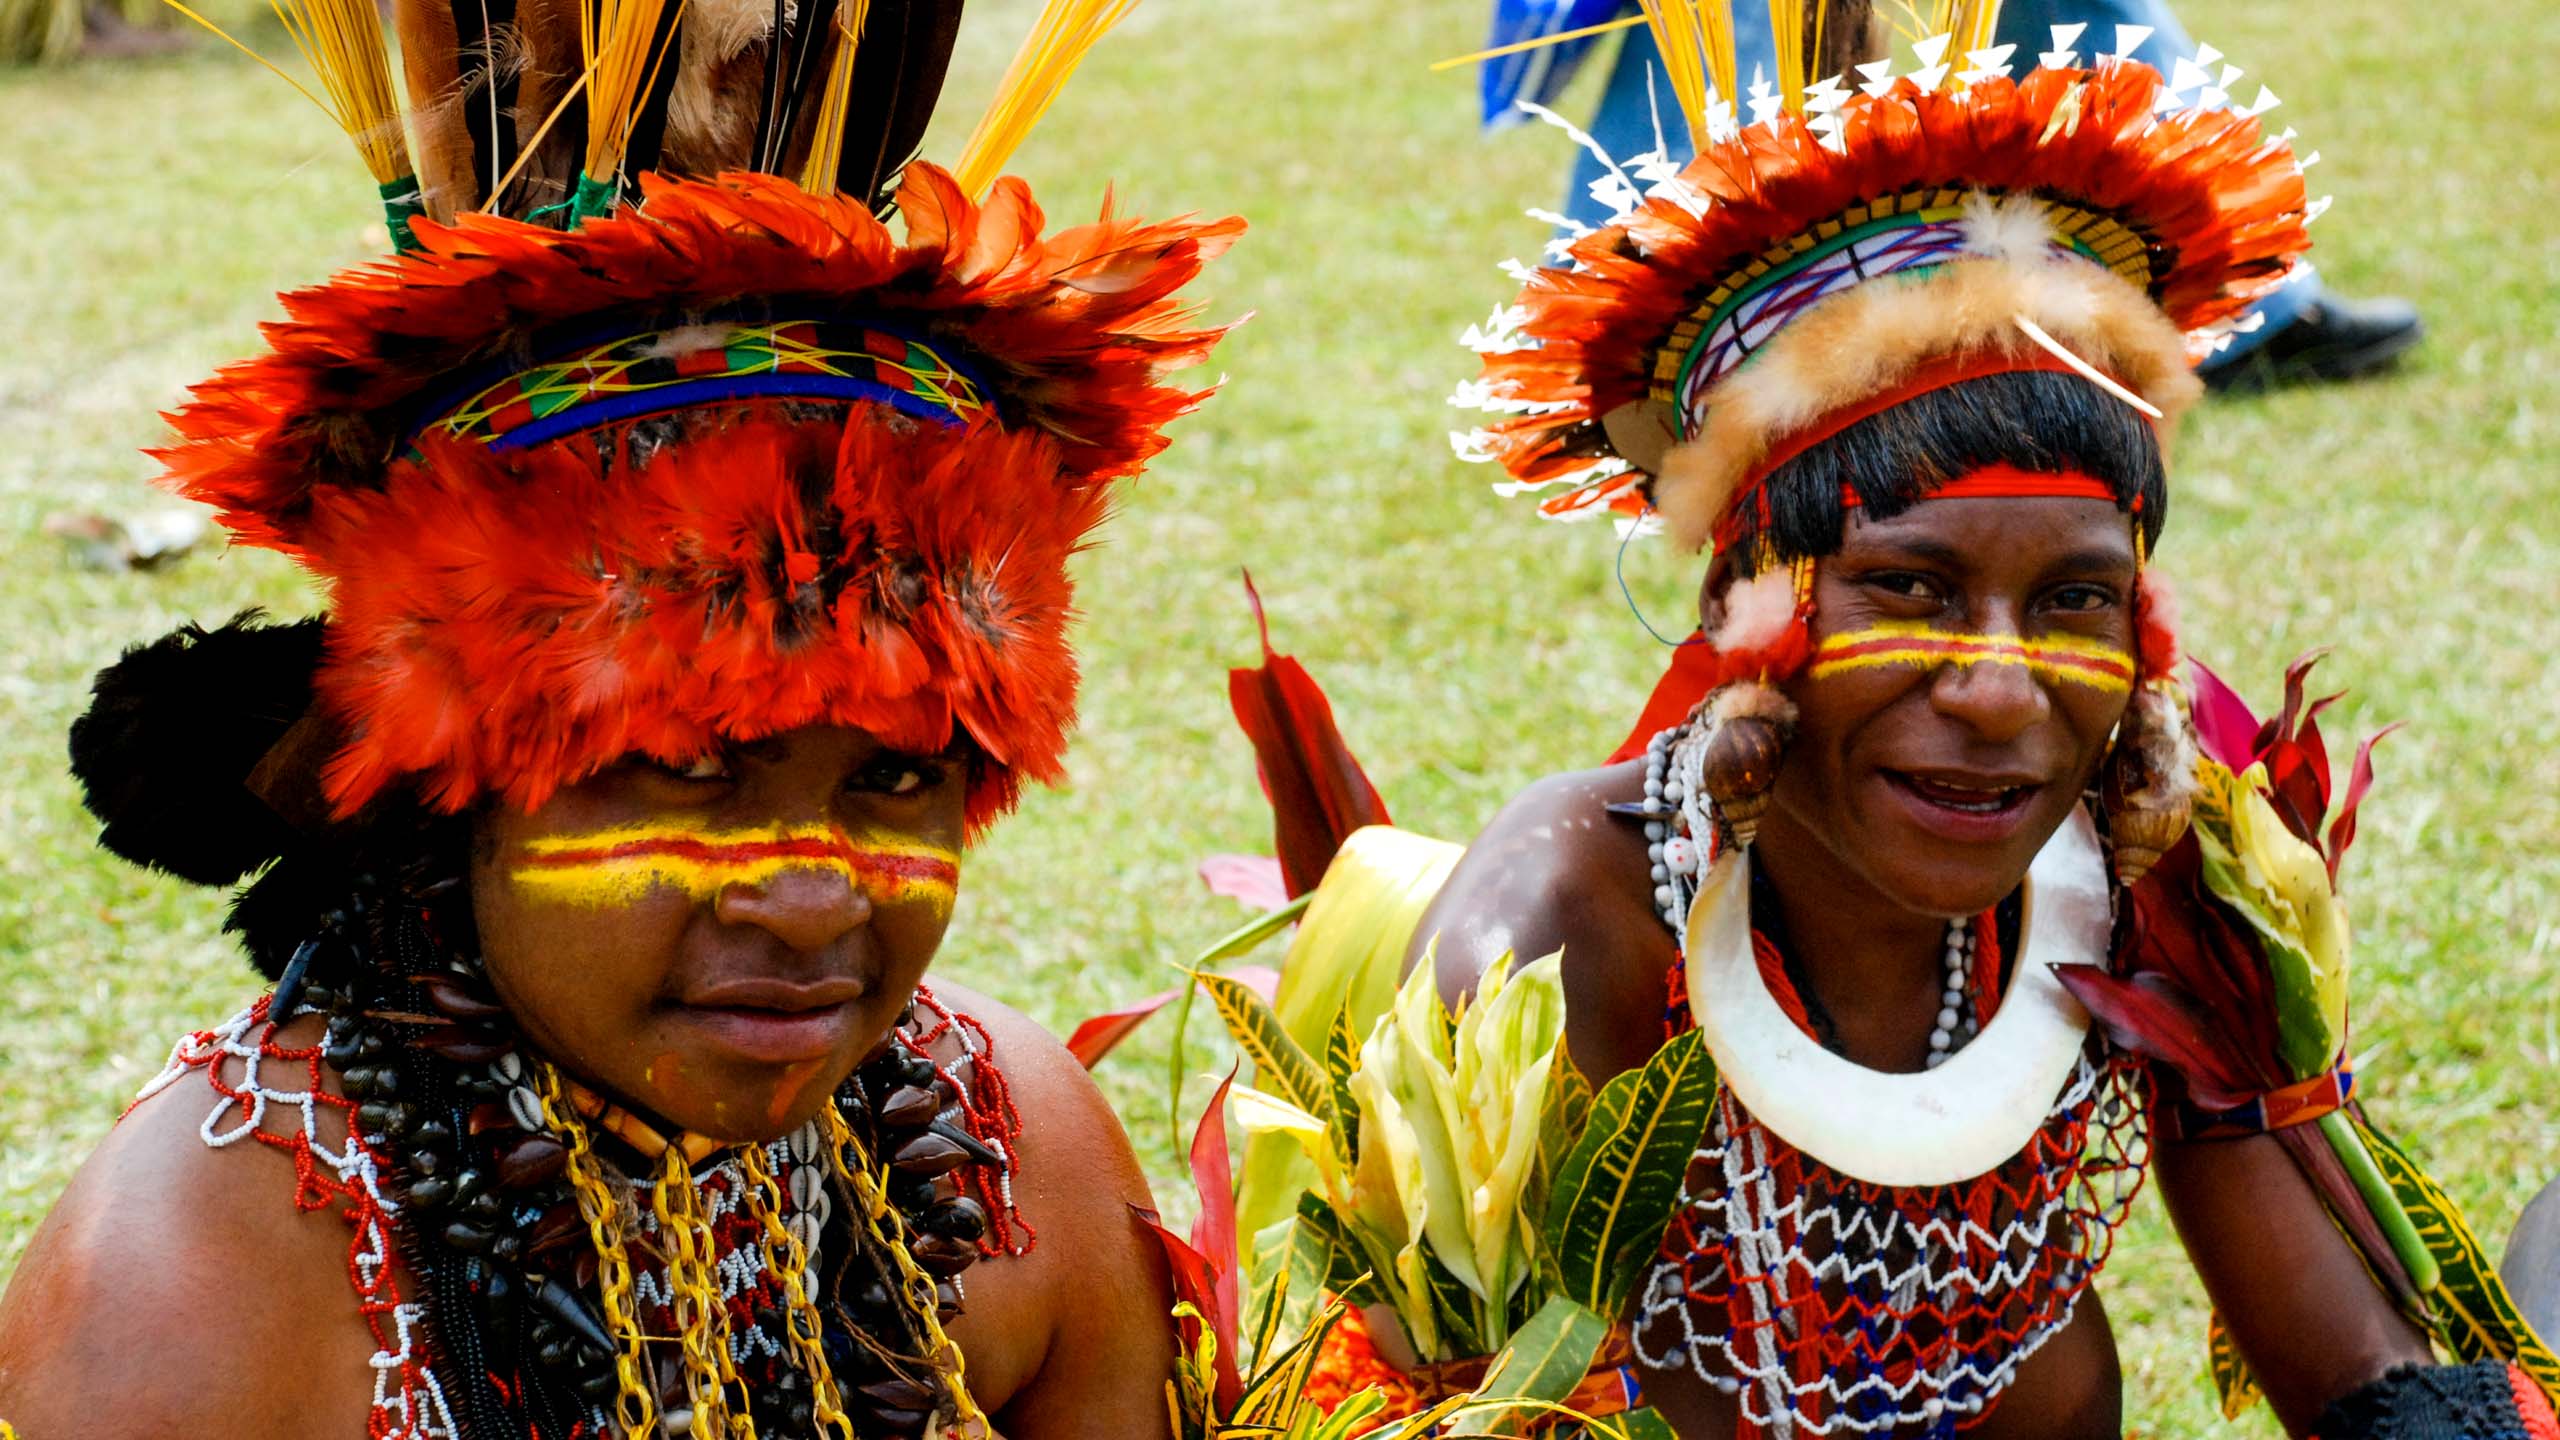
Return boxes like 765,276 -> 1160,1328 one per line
1626,719 -> 2150,1438
136,861 -> 1029,1440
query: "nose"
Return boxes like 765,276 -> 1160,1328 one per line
714,863 -> 872,954
1927,639 -> 2053,744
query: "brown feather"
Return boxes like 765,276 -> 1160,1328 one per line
507,0 -> 587,217
395,0 -> 481,217
1810,0 -> 1880,80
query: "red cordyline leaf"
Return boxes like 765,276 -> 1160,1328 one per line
1064,966 -> 1280,1070
2187,657 -> 2263,771
2326,722 -> 2404,884
1132,1204 -> 1246,1413
1131,1070 -> 1247,1412
1189,1069 -> 1242,1352
1227,572 -> 1390,898
2054,966 -> 2264,1110
2101,837 -> 2290,1101
1198,853 -> 1292,912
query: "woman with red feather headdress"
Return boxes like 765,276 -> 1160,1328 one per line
0,1 -> 1240,1435
1230,2 -> 2560,1436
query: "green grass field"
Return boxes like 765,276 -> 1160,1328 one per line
2,2 -> 2554,1433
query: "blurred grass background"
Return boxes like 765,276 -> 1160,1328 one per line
1,1 -> 2553,1433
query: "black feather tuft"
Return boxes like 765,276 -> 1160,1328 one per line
68,613 -> 327,887
835,0 -> 965,213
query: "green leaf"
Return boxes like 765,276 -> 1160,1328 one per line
1420,1245 -> 1486,1358
1169,895 -> 1313,1155
1327,999 -> 1363,1173
2206,1309 -> 2262,1419
2357,1117 -> 2560,1409
1543,1028 -> 1719,1315
1441,1295 -> 1608,1436
1295,1192 -> 1388,1307
1528,1033 -> 1595,1228
1246,1213 -> 1331,1371
1604,1409 -> 1680,1440
1198,965 -> 1338,1131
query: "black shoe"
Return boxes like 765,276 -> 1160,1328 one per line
2202,293 -> 2425,393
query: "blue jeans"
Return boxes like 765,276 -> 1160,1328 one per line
1558,0 -> 2314,363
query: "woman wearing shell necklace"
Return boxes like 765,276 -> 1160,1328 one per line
0,0 -> 1236,1432
1419,5 -> 2558,1436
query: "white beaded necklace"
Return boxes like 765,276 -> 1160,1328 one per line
1640,720 -> 1978,1060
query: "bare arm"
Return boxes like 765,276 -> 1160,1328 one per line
1403,763 -> 1674,1087
0,1016 -> 378,1438
2157,1128 -> 2433,1436
928,983 -> 1177,1440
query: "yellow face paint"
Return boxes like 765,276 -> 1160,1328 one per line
1809,622 -> 2134,694
508,821 -> 959,912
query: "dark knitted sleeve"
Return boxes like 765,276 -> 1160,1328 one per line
2313,1361 -> 2560,1440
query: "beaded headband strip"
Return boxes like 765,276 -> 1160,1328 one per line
418,318 -> 993,452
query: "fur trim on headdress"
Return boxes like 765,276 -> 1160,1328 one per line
1653,242 -> 2200,549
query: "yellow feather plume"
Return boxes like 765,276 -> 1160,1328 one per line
581,0 -> 690,183
797,0 -> 874,193
158,0 -> 412,186
951,0 -> 1142,200
1638,0 -> 1739,151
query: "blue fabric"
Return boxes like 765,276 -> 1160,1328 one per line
1479,0 -> 1631,128
1550,1 -> 2317,363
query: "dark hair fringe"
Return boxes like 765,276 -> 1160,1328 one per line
1723,371 -> 2168,574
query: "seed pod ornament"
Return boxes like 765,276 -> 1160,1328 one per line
2104,682 -> 2199,888
1698,681 -> 1798,848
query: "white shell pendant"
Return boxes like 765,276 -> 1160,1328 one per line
1683,808 -> 2105,1186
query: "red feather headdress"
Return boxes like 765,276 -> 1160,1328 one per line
158,165 -> 1240,829
1456,48 -> 2314,548
118,0 -> 1240,836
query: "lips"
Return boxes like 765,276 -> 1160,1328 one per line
672,974 -> 869,1064
1881,768 -> 2045,843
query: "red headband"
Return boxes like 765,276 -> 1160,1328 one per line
1710,352 -> 2143,553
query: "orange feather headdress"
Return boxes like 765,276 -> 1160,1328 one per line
120,0 -> 1240,837
1454,19 -> 2316,551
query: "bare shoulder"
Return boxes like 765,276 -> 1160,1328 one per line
1406,763 -> 1673,1085
0,1011 -> 379,1438
916,982 -> 1173,1438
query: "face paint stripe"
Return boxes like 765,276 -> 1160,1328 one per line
507,822 -> 960,908
1808,648 -> 2133,691
1810,624 -> 2134,692
518,838 -> 961,882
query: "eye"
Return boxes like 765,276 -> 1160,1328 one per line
2043,582 -> 2121,614
850,755 -> 947,797
650,752 -> 733,783
1860,569 -> 1946,603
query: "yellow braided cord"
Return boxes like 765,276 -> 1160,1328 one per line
650,1145 -> 751,1437
737,1144 -> 860,1438
818,1104 -> 990,1433
537,1064 -> 660,1435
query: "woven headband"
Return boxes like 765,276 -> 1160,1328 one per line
412,316 -> 992,453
